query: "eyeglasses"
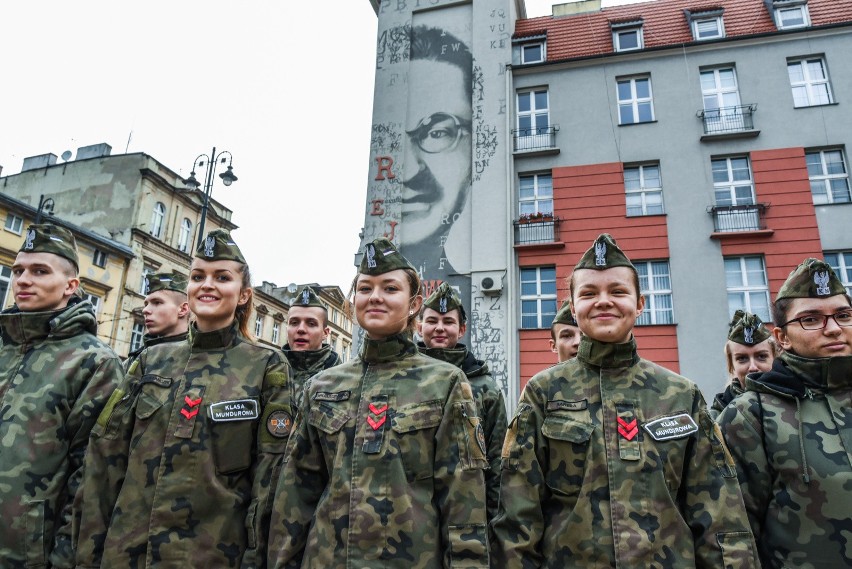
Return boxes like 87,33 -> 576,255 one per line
406,112 -> 472,154
779,311 -> 852,330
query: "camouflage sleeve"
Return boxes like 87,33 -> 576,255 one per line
435,373 -> 489,567
267,387 -> 328,569
716,395 -> 771,545
75,356 -> 142,567
490,383 -> 548,568
48,353 -> 124,568
685,392 -> 760,569
482,385 -> 508,526
242,352 -> 294,569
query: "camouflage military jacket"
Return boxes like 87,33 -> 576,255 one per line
268,333 -> 489,568
76,322 -> 293,568
281,342 -> 341,406
492,336 -> 758,568
0,299 -> 124,568
123,331 -> 189,372
419,342 -> 508,525
710,378 -> 745,419
717,351 -> 852,568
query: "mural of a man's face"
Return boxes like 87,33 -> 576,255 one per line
402,57 -> 472,248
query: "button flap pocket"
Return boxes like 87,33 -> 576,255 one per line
391,400 -> 442,433
308,402 -> 351,435
542,416 -> 594,443
135,390 -> 164,420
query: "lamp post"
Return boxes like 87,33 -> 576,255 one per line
35,194 -> 56,224
183,147 -> 238,249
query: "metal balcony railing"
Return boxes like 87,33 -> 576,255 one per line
708,203 -> 768,232
514,217 -> 560,245
697,104 -> 757,135
512,125 -> 559,152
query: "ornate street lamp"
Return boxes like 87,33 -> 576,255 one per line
183,147 -> 238,249
35,194 -> 56,224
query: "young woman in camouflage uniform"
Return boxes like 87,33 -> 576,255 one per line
492,234 -> 758,568
77,230 -> 293,567
269,238 -> 489,568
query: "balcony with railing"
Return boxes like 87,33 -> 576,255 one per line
697,104 -> 759,140
708,203 -> 772,236
514,215 -> 562,246
512,126 -> 560,155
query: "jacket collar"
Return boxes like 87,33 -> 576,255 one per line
360,332 -> 417,364
577,335 -> 639,369
283,343 -> 337,370
188,321 -> 240,351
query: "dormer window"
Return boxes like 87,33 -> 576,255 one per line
521,42 -> 545,64
773,1 -> 809,29
513,33 -> 547,66
611,20 -> 644,52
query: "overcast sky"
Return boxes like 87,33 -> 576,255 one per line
0,0 -> 645,292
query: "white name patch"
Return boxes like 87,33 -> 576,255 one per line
209,399 -> 259,422
643,413 -> 698,441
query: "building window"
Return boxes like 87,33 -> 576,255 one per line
520,266 -> 557,329
254,315 -> 264,338
825,252 -> 852,295
692,16 -> 724,40
788,57 -> 833,108
516,89 -> 550,148
0,265 -> 12,308
150,202 -> 166,238
624,164 -> 664,216
130,322 -> 145,352
140,264 -> 155,294
4,213 -> 24,235
93,249 -> 107,268
806,149 -> 850,204
712,156 -> 754,206
612,25 -> 643,52
617,76 -> 654,125
725,256 -> 771,322
82,292 -> 102,315
519,173 -> 553,216
701,67 -> 741,117
521,41 -> 545,64
776,4 -> 809,29
271,322 -> 280,345
635,261 -> 674,325
178,218 -> 192,253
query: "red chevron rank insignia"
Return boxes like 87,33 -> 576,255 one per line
185,395 -> 202,407
181,395 -> 202,419
181,407 -> 199,419
617,417 -> 638,440
367,403 -> 388,431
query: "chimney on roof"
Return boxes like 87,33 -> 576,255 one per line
553,0 -> 602,17
22,153 -> 58,172
76,143 -> 112,160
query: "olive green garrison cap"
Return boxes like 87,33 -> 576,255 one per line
195,229 -> 246,263
423,282 -> 466,323
359,237 -> 415,275
776,258 -> 846,301
19,223 -> 79,270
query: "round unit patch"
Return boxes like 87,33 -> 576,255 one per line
476,423 -> 487,456
267,410 -> 293,438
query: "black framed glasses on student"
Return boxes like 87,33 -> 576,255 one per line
779,311 -> 852,330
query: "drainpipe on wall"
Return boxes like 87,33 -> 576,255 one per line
504,61 -> 520,414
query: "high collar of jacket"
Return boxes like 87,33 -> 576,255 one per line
748,351 -> 852,396
417,342 -> 488,376
283,343 -> 336,369
577,335 -> 639,369
188,321 -> 240,351
0,297 -> 96,345
360,332 -> 417,364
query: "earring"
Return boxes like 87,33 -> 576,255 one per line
409,310 -> 413,315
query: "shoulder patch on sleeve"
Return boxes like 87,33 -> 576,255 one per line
127,360 -> 139,376
266,372 -> 288,387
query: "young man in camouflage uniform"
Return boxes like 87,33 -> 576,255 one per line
492,233 -> 758,568
0,223 -> 124,567
282,284 -> 340,404
417,281 -> 507,526
124,270 -> 190,370
710,310 -> 775,419
549,299 -> 581,362
717,258 -> 852,568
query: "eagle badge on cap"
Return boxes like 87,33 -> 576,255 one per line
815,271 -> 830,296
301,289 -> 310,305
24,229 -> 36,250
439,297 -> 448,313
743,326 -> 754,345
204,236 -> 216,258
594,240 -> 607,266
366,244 -> 377,269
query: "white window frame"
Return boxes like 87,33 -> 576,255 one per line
806,148 -> 850,204
692,16 -> 725,40
521,41 -> 545,64
93,249 -> 107,268
712,156 -> 755,206
520,266 -> 557,329
271,322 -> 280,345
776,4 -> 809,29
130,322 -> 145,352
788,57 -> 833,108
0,265 -> 12,308
725,256 -> 771,323
82,292 -> 102,315
635,261 -> 674,325
613,26 -> 643,52
150,202 -> 166,238
700,67 -> 741,114
519,173 -> 553,216
140,265 -> 155,294
825,251 -> 852,296
624,163 -> 664,216
617,76 -> 654,125
178,218 -> 192,253
4,213 -> 24,235
516,89 -> 550,142
254,315 -> 264,338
